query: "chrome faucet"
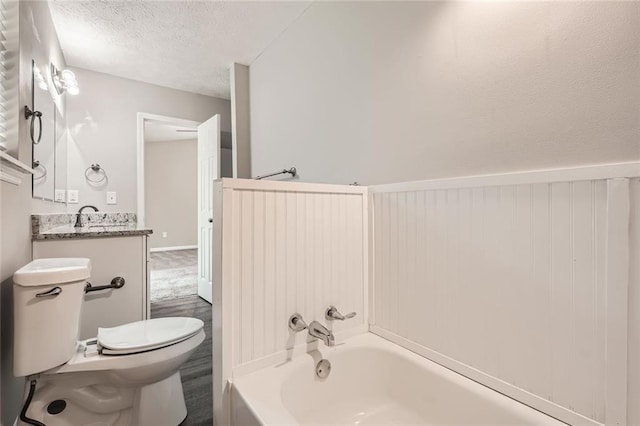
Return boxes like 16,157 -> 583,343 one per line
74,205 -> 99,228
308,321 -> 335,347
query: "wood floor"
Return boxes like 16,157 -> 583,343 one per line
150,249 -> 198,302
151,295 -> 212,426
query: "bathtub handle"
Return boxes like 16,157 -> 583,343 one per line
288,313 -> 308,332
325,305 -> 356,321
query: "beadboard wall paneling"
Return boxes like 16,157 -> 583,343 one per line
232,188 -> 366,365
371,178 -> 630,426
213,179 -> 369,425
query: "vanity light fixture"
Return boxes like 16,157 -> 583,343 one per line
50,64 -> 79,95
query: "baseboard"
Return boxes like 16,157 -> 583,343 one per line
149,245 -> 197,253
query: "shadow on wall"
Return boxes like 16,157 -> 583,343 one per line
1,278 -> 24,425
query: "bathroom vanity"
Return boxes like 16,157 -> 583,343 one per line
31,213 -> 152,340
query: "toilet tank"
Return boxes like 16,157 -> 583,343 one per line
12,258 -> 91,377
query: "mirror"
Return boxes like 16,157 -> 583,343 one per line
29,60 -> 67,203
31,60 -> 58,201
54,103 -> 67,202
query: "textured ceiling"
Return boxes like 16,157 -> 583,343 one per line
48,1 -> 312,99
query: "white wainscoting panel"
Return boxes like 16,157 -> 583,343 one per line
213,178 -> 368,425
627,178 -> 640,426
371,177 -> 631,425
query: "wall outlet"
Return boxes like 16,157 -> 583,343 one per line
67,190 -> 79,204
54,189 -> 66,202
162,232 -> 167,238
106,191 -> 117,205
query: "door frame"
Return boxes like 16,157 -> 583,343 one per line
136,112 -> 201,226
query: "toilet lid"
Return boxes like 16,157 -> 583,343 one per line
98,317 -> 204,355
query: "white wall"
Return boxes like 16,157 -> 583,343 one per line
65,68 -> 231,212
230,63 -> 251,178
145,139 -> 197,249
0,181 -> 30,426
250,1 -> 640,185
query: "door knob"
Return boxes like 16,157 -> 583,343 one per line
208,218 -> 213,223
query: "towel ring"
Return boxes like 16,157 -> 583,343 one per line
85,164 -> 107,183
32,160 -> 47,180
24,106 -> 43,145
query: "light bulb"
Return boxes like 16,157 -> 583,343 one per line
67,85 -> 80,95
61,69 -> 76,82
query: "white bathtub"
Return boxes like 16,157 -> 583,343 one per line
231,333 -> 564,425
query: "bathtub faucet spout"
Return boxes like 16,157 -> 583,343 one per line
308,321 -> 334,347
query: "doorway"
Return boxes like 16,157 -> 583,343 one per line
137,112 -> 233,304
141,116 -> 201,302
137,112 -> 231,425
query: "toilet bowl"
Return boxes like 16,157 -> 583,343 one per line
12,258 -> 205,426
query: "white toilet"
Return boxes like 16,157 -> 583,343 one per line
12,258 -> 205,426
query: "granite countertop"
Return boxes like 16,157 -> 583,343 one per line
33,224 -> 153,240
32,213 -> 153,241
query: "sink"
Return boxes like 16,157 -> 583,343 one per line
87,223 -> 130,229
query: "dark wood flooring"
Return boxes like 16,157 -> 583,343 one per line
151,295 -> 213,426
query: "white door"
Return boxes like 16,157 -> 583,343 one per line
197,115 -> 220,304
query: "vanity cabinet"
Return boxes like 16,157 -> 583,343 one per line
33,235 -> 149,340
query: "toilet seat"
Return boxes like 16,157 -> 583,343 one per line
50,328 -> 206,375
98,317 -> 204,355
44,317 -> 205,375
